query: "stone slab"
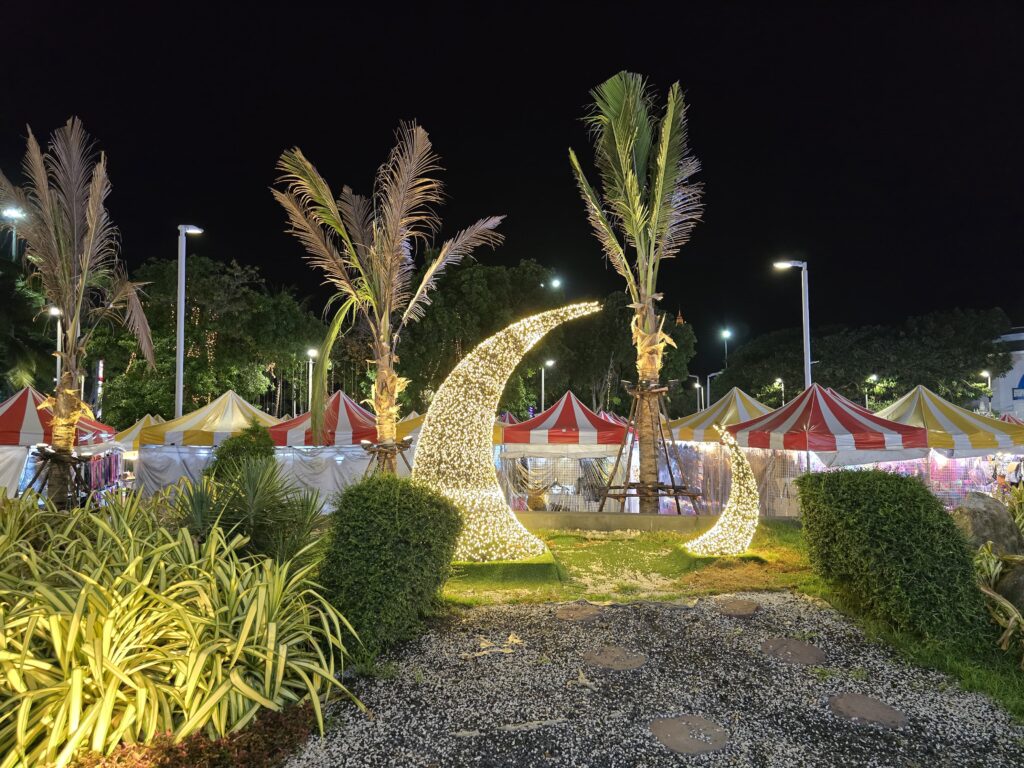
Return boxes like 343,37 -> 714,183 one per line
829,693 -> 907,728
717,598 -> 760,618
761,636 -> 827,665
555,602 -> 603,622
582,645 -> 647,670
650,715 -> 729,755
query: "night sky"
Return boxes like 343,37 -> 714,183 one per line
4,2 -> 1023,374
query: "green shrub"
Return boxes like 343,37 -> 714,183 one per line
320,475 -> 462,664
0,492 -> 358,768
796,469 -> 988,643
205,419 -> 274,478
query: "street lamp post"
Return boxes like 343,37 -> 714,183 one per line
773,259 -> 812,390
688,374 -> 703,410
980,370 -> 992,411
307,348 -> 318,409
865,373 -> 878,409
541,359 -> 555,410
775,377 -> 785,405
49,306 -> 63,387
175,225 -> 203,418
2,207 -> 26,260
707,370 -> 724,406
721,328 -> 732,367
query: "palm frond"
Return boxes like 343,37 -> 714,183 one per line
400,216 -> 504,327
48,118 -> 95,262
310,300 -> 358,442
336,185 -> 373,262
79,152 -> 119,285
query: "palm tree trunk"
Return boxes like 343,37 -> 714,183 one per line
635,311 -> 661,515
273,372 -> 283,418
47,371 -> 79,509
373,360 -> 400,474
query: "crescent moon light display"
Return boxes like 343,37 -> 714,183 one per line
685,425 -> 760,556
413,302 -> 601,561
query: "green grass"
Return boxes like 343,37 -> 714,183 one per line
440,517 -> 1024,721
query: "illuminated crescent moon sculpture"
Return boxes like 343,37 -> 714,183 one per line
413,302 -> 601,561
685,425 -> 760,556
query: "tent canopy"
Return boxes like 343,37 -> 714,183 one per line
0,387 -> 115,446
503,391 -> 627,446
671,387 -> 772,442
139,391 -> 278,446
114,414 -> 165,451
396,413 -> 505,444
269,391 -> 377,446
877,385 -> 1024,453
729,383 -> 928,452
1000,413 -> 1024,426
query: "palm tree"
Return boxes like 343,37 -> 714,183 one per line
0,118 -> 154,504
569,72 -> 703,513
273,122 -> 503,471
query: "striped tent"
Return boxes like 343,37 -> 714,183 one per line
497,411 -> 519,425
729,383 -> 928,453
670,388 -> 772,442
269,391 -> 377,446
877,385 -> 1024,454
0,387 -> 116,446
139,390 -> 278,446
1000,413 -> 1024,426
597,409 -> 630,426
503,391 -> 627,451
114,414 -> 165,451
397,413 -> 505,445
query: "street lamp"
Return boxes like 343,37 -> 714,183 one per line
775,377 -> 785,405
49,306 -> 63,387
688,374 -> 703,410
175,225 -> 203,418
865,373 -> 878,409
307,348 -> 318,409
773,259 -> 811,390
550,277 -> 562,289
707,369 -> 724,406
541,359 -> 555,410
2,207 -> 26,261
721,328 -> 732,366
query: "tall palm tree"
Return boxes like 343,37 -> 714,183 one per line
569,72 -> 703,513
274,122 -> 503,471
0,118 -> 154,504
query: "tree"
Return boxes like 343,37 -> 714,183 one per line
569,72 -> 703,512
0,119 -> 153,504
274,123 -> 503,470
0,264 -> 50,396
92,256 -> 324,426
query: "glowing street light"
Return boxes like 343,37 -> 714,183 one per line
775,376 -> 785,405
721,328 -> 732,366
690,376 -> 704,411
541,359 -> 555,410
773,259 -> 811,390
307,348 -> 318,408
981,370 -> 992,390
2,207 -> 25,261
175,224 -> 203,418
865,373 -> 878,409
550,277 -> 562,289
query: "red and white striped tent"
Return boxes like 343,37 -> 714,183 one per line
728,383 -> 928,464
597,409 -> 630,426
0,387 -> 115,446
269,390 -> 377,446
497,411 -> 519,425
502,391 -> 628,456
1000,413 -> 1024,426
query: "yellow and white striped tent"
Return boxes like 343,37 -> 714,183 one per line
397,413 -> 505,445
114,414 -> 165,452
138,391 -> 279,446
877,385 -> 1024,454
670,387 -> 773,442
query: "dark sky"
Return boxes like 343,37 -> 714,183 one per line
4,2 -> 1023,375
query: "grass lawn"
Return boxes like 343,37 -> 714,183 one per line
442,518 -> 1024,721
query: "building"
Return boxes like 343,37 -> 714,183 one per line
990,328 -> 1024,417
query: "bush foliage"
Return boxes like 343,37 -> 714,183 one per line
796,469 -> 988,643
0,492 -> 357,768
205,420 -> 275,478
320,475 -> 462,663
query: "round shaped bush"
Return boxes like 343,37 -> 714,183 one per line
319,475 -> 462,663
796,469 -> 988,643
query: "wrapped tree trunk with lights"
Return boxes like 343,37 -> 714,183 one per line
570,72 -> 703,514
0,119 -> 155,507
274,123 -> 503,472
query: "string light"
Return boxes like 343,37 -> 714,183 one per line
685,425 -> 760,556
413,302 -> 601,561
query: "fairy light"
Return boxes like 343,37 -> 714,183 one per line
413,302 -> 601,561
685,425 -> 760,556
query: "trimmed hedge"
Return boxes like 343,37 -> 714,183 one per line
321,475 -> 462,664
796,469 -> 988,643
205,419 -> 274,477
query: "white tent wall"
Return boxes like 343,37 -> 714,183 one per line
0,446 -> 28,498
135,445 -> 215,494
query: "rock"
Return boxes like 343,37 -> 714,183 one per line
555,602 -> 603,622
650,715 -> 729,754
950,493 -> 1024,555
761,636 -> 827,665
717,598 -> 760,618
996,565 -> 1024,614
828,693 -> 907,728
582,645 -> 647,670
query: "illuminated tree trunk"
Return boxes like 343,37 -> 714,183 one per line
634,308 -> 662,515
47,371 -> 79,509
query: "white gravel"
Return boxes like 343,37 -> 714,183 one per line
288,592 -> 1024,767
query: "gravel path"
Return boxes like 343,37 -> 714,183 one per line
289,592 -> 1024,767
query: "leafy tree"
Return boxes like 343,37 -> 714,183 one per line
0,264 -> 50,396
274,123 -> 503,471
0,119 -> 154,504
569,72 -> 702,512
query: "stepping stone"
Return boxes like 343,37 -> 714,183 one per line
650,715 -> 729,755
555,602 -> 602,622
716,598 -> 760,618
582,645 -> 647,670
828,693 -> 907,728
761,636 -> 826,665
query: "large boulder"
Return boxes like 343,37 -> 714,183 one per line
996,565 -> 1024,615
950,493 -> 1024,555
